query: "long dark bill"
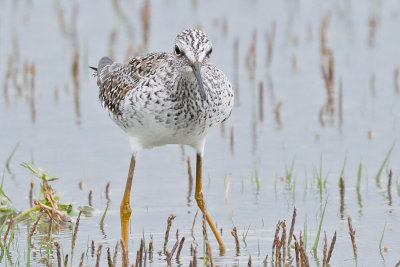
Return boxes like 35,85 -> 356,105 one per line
191,63 -> 207,101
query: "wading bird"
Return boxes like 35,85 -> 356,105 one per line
91,29 -> 234,250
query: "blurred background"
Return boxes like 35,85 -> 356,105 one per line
1,0 -> 400,265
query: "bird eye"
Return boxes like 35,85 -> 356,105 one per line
175,45 -> 181,56
206,48 -> 212,57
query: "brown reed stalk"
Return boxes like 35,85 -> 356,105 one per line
370,73 -> 376,97
201,195 -> 208,241
56,5 -> 66,35
263,255 -> 268,266
248,254 -> 252,266
299,232 -> 309,267
293,236 -> 300,267
78,180 -> 83,190
265,21 -> 276,68
3,55 -> 12,104
224,126 -> 230,155
206,240 -> 215,267
288,207 -> 297,251
187,156 -> 193,205
192,244 -> 197,267
275,235 -> 281,267
274,101 -> 283,128
245,29 -> 257,80
166,239 -> 179,265
141,0 -> 151,48
88,190 -> 93,206
91,240 -> 95,257
259,81 -> 264,122
148,235 -> 153,261
137,238 -> 143,266
319,14 -> 334,101
34,199 -> 70,223
326,231 -> 336,264
54,241 -> 62,267
72,49 -> 81,120
64,254 -> 69,267
271,220 -> 281,265
388,169 -> 392,206
281,220 -> 287,264
29,180 -> 34,207
105,181 -> 111,202
176,236 -> 185,259
113,241 -> 119,266
3,216 -> 13,243
285,258 -> 294,267
135,249 -> 141,267
72,211 -> 82,253
121,238 -> 129,267
319,107 -> 325,127
163,214 -> 176,254
187,156 -> 193,183
30,62 -> 36,123
231,226 -> 240,256
78,251 -> 85,267
339,177 -> 345,219
299,244 -> 309,267
347,215 -> 357,259
320,50 -> 334,96
107,247 -> 114,267
320,13 -> 330,52
29,213 -> 43,240
95,243 -> 103,267
322,231 -> 327,267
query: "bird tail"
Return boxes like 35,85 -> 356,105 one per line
89,57 -> 113,77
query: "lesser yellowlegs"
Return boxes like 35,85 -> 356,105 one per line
92,29 -> 234,250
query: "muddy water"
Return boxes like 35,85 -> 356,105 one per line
1,0 -> 400,266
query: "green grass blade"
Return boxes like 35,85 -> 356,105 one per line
100,203 -> 109,226
5,141 -> 21,174
304,215 -> 308,249
375,144 -> 394,188
313,200 -> 327,251
379,222 -> 386,251
356,162 -> 362,189
340,155 -> 347,180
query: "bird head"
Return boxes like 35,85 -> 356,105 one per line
174,29 -> 213,100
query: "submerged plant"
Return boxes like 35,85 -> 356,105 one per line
14,162 -> 93,223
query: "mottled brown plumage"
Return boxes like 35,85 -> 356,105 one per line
94,29 -> 234,154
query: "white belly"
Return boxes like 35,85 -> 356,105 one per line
125,117 -> 207,154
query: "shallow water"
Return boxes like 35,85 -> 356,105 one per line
1,0 -> 400,266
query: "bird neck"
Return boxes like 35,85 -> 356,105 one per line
175,71 -> 201,99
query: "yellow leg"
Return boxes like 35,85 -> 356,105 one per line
195,153 -> 226,250
120,155 -> 136,251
